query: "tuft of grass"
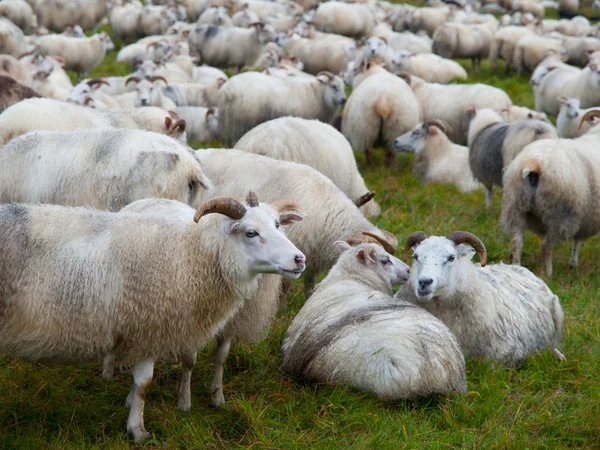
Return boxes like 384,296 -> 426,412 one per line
2,30 -> 600,450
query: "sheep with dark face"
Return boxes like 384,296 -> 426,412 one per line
283,235 -> 467,399
0,75 -> 40,114
397,231 -> 565,366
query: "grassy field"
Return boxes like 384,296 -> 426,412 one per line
1,28 -> 600,450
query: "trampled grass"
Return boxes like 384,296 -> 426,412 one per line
1,36 -> 599,450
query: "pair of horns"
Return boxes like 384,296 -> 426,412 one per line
193,191 -> 260,223
579,110 -> 600,129
125,75 -> 168,86
423,119 -> 453,135
348,231 -> 398,255
404,231 -> 487,266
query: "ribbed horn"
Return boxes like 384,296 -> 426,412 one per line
193,198 -> 247,223
246,191 -> 259,207
148,75 -> 168,84
355,191 -> 375,207
447,231 -> 487,266
87,78 -> 110,87
404,231 -> 428,260
579,110 -> 600,129
362,230 -> 397,254
167,119 -> 186,135
424,119 -> 453,135
125,76 -> 141,86
168,110 -> 179,121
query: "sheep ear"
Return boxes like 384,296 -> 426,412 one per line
317,74 -> 328,83
356,249 -> 367,264
165,117 -> 173,129
279,213 -> 303,225
456,244 -> 476,260
334,241 -> 352,253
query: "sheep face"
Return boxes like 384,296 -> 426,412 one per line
133,78 -> 166,107
394,123 -> 427,154
561,98 -> 581,118
100,32 -> 115,52
408,237 -> 476,301
318,74 -> 346,107
390,50 -> 412,70
363,37 -> 387,59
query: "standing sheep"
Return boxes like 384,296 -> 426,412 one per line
312,1 -> 375,38
282,237 -> 468,399
432,21 -> 497,72
398,231 -> 565,366
556,97 -> 594,138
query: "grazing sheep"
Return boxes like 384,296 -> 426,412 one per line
0,17 -> 27,57
217,71 -> 346,146
394,120 -> 481,193
403,74 -> 512,145
0,192 -> 305,442
501,113 -> 600,276
467,107 -> 557,208
234,117 -> 381,217
174,106 -> 219,142
193,149 -> 399,298
398,231 -> 565,366
0,0 -> 37,34
343,63 -> 421,166
555,97 -> 593,138
0,76 -> 40,114
0,128 -> 211,210
312,1 -> 375,37
282,238 -> 468,399
110,3 -> 180,42
390,50 -> 467,83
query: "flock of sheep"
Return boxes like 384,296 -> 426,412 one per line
0,0 -> 598,443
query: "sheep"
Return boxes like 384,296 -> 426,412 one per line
507,105 -> 550,122
20,52 -> 74,97
0,128 -> 210,209
0,75 -> 40,114
371,22 -> 433,55
193,65 -> 228,84
282,237 -> 468,399
398,231 -> 565,366
193,149 -> 399,298
501,113 -> 600,276
217,71 -> 346,147
0,17 -> 27,57
312,1 -> 375,38
35,32 -> 115,79
124,75 -> 177,110
0,0 -> 37,33
432,21 -> 497,72
279,33 -> 351,75
0,192 -> 306,442
559,35 -> 600,67
188,23 -> 277,72
555,97 -> 593,138
406,6 -> 450,37
488,25 -> 536,71
342,62 -> 421,167
231,8 -> 260,27
67,79 -> 121,109
390,50 -> 467,83
528,53 -> 574,87
173,106 -> 219,142
394,120 -> 481,193
533,64 -> 600,117
0,98 -> 185,145
161,78 -> 225,107
403,74 -> 512,145
467,107 -> 558,208
512,34 -> 564,74
231,0 -> 301,18
197,6 -> 233,26
233,117 -> 381,218
35,0 -> 108,32
110,4 -> 180,42
0,54 -> 32,84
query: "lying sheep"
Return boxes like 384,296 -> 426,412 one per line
556,97 -> 593,138
282,237 -> 467,399
313,1 -> 375,38
432,21 -> 497,72
398,231 -> 565,366
218,71 -> 346,146
173,107 -> 219,142
0,193 -> 305,442
193,149 -> 398,298
343,62 -> 421,167
390,50 -> 467,83
394,120 -> 481,193
0,0 -> 37,34
403,74 -> 512,145
188,23 -> 277,72
234,117 -> 381,217
0,128 -> 211,210
467,108 -> 557,208
502,112 -> 600,276
0,75 -> 40,114
0,17 -> 27,57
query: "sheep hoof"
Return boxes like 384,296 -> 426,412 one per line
102,369 -> 114,380
209,390 -> 225,408
177,399 -> 192,412
552,348 -> 566,362
129,427 -> 151,443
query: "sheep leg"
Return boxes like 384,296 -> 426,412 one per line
568,239 -> 582,268
485,186 -> 493,209
552,348 -> 566,362
511,230 -> 523,266
102,353 -> 115,380
126,359 -> 154,443
384,150 -> 396,168
365,148 -> 374,166
177,349 -> 197,412
279,279 -> 292,309
209,337 -> 232,408
541,237 -> 555,277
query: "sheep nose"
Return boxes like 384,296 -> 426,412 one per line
418,278 -> 433,289
294,254 -> 305,265
339,97 -> 346,105
141,99 -> 148,106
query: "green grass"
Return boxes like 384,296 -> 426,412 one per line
2,25 -> 600,450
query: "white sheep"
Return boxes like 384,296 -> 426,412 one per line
0,192 -> 305,442
161,78 -> 225,107
488,25 -> 536,71
282,238 -> 468,399
512,34 -> 564,74
197,6 -> 234,26
432,21 -> 497,72
507,105 -> 550,122
234,116 -> 381,217
343,62 -> 421,166
125,75 -> 177,110
35,0 -> 108,32
217,71 -> 346,146
555,97 -> 594,138
560,35 -> 600,67
110,3 -> 180,42
390,50 -> 467,83
370,22 -> 433,54
0,0 -> 37,34
394,120 -> 481,193
312,1 -> 376,38
0,17 -> 28,57
279,33 -> 351,75
406,6 -> 450,37
398,231 -> 565,366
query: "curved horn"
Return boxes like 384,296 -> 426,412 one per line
424,119 -> 453,135
355,191 -> 375,208
193,197 -> 247,223
87,78 -> 110,87
18,50 -> 35,59
404,231 -> 428,260
168,110 -> 180,121
446,231 -> 487,266
579,110 -> 600,129
149,75 -> 168,84
362,230 -> 397,254
316,71 -> 334,79
125,76 -> 141,86
246,190 -> 259,207
167,119 -> 186,135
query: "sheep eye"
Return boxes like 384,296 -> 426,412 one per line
448,255 -> 455,262
275,221 -> 280,229
413,254 -> 419,261
245,230 -> 258,238
412,130 -> 419,137
381,257 -> 391,265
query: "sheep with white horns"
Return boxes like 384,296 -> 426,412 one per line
394,120 -> 481,193
0,191 -> 306,442
501,110 -> 600,276
217,71 -> 346,147
397,231 -> 565,366
282,235 -> 468,399
234,117 -> 380,218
